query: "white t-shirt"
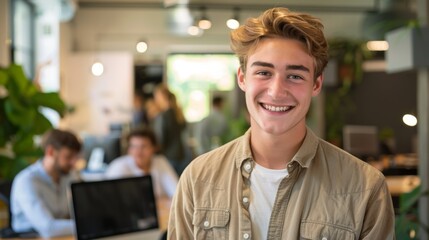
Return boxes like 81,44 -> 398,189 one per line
249,163 -> 289,240
104,154 -> 178,199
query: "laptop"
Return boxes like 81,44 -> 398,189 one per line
70,176 -> 164,240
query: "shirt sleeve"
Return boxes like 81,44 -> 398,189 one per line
13,176 -> 74,238
360,176 -> 396,239
167,167 -> 194,239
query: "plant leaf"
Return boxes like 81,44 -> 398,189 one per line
0,69 -> 8,85
12,131 -> 35,154
33,111 -> 53,135
31,92 -> 66,117
4,98 -> 37,126
7,64 -> 30,94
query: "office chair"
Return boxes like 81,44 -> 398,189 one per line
0,180 -> 14,238
0,180 -> 38,238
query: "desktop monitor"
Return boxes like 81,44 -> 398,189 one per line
82,133 -> 122,167
70,176 -> 160,240
342,125 -> 380,160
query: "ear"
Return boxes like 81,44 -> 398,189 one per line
312,74 -> 324,97
237,67 -> 246,92
45,145 -> 55,157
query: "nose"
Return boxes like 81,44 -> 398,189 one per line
267,76 -> 288,99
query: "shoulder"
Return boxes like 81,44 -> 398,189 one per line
183,136 -> 244,180
12,163 -> 44,196
108,155 -> 132,166
316,139 -> 385,191
105,155 -> 133,173
13,162 -> 41,184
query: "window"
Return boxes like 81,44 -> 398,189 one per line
12,0 -> 35,78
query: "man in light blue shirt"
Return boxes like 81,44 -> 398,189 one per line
11,129 -> 82,238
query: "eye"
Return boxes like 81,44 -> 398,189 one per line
287,74 -> 304,80
255,71 -> 271,77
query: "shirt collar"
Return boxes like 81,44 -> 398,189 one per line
234,129 -> 253,169
234,127 -> 320,170
291,127 -> 319,168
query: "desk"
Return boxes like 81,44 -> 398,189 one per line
1,197 -> 171,240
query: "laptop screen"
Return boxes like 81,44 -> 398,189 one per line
71,176 -> 159,240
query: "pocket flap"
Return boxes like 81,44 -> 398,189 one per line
300,221 -> 355,240
193,208 -> 230,229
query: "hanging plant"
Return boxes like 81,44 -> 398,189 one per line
324,38 -> 373,145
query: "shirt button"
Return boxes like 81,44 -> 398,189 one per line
203,220 -> 209,227
243,233 -> 250,239
244,163 -> 252,172
288,163 -> 293,168
243,197 -> 249,204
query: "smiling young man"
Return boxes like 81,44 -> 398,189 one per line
168,7 -> 395,240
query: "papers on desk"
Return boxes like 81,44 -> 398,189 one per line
385,175 -> 420,196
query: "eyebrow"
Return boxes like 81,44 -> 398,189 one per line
286,65 -> 310,73
250,61 -> 310,73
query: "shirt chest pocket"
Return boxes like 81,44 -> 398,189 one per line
193,208 -> 230,240
300,221 -> 355,240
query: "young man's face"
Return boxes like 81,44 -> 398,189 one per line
128,136 -> 155,168
238,37 -> 323,136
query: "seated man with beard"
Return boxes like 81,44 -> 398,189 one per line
11,129 -> 82,238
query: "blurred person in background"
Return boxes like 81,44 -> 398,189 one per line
144,96 -> 162,129
131,91 -> 149,129
105,128 -> 178,199
11,129 -> 82,238
153,83 -> 187,175
194,95 -> 228,155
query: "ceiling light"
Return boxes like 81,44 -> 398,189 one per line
226,19 -> 239,29
188,26 -> 202,36
403,114 -> 417,127
91,62 -> 104,76
198,7 -> 211,30
198,19 -> 211,30
136,41 -> 148,53
226,8 -> 240,30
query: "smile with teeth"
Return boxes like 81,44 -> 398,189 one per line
261,103 -> 293,112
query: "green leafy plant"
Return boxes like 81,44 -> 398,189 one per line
395,185 -> 429,239
0,64 -> 66,180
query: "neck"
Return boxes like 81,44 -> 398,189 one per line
136,159 -> 151,173
42,158 -> 60,184
250,125 -> 307,170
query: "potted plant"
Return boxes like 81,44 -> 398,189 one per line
0,64 -> 66,180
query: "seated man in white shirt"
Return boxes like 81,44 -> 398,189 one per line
105,128 -> 178,199
11,129 -> 82,238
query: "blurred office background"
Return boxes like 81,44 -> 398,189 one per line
1,0 -> 429,238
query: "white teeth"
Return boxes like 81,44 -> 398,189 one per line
262,104 -> 291,112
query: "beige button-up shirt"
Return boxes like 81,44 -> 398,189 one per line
168,128 -> 395,239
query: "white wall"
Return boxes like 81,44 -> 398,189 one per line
60,52 -> 133,136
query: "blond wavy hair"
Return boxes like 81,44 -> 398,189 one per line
230,7 -> 329,79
